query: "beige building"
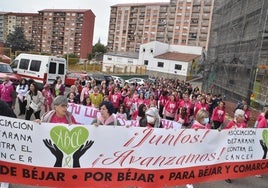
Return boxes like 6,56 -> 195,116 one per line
107,0 -> 214,52
1,12 -> 39,43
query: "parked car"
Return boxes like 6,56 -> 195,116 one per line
112,76 -> 125,87
0,62 -> 21,85
65,72 -> 90,86
89,72 -> 113,86
125,77 -> 146,85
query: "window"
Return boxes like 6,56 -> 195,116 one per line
49,62 -> 56,74
58,63 -> 65,74
157,62 -> 164,67
108,57 -> 112,61
143,48 -> 145,52
10,60 -> 18,69
175,64 -> 182,70
144,60 -> 148,65
19,59 -> 30,70
29,60 -> 41,71
150,49 -> 153,53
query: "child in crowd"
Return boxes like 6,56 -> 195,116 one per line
42,83 -> 53,113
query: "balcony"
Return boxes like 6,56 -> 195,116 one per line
202,14 -> 210,20
199,34 -> 207,41
204,0 -> 212,6
200,28 -> 208,34
203,7 -> 211,13
192,7 -> 201,13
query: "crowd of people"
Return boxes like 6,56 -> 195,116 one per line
0,75 -> 267,188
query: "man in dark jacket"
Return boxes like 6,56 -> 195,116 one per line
0,99 -> 16,118
0,100 -> 16,188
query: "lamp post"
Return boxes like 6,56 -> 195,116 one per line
66,32 -> 70,70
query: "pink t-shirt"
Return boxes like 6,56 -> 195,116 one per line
50,114 -> 77,124
257,118 -> 268,128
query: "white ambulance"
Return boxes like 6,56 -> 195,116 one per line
11,53 -> 67,89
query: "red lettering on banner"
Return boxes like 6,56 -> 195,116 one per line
0,165 -> 17,176
1,160 -> 268,187
129,120 -> 139,127
84,108 -> 98,118
161,119 -> 173,129
69,104 -> 81,114
123,129 -> 211,148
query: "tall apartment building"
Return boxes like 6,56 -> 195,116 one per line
107,0 -> 214,52
1,12 -> 39,42
0,9 -> 95,59
38,9 -> 95,58
0,12 -> 5,43
203,0 -> 268,109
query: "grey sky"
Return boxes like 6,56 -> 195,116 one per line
0,0 -> 169,45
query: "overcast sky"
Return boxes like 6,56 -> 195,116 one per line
0,0 -> 169,45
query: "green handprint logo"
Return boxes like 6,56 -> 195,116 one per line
50,126 -> 89,155
260,130 -> 268,159
43,126 -> 94,167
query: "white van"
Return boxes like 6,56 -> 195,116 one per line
11,53 -> 67,89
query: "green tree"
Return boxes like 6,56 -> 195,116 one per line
63,53 -> 78,59
5,27 -> 34,53
87,53 -> 92,60
92,39 -> 106,58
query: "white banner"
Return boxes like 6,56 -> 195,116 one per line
68,103 -> 182,128
0,116 -> 267,187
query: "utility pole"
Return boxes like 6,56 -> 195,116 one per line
66,31 -> 70,70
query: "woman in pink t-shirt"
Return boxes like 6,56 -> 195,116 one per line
191,109 -> 211,129
40,96 -> 93,168
257,110 -> 268,128
40,95 -> 77,124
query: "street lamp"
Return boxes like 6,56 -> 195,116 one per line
66,32 -> 70,70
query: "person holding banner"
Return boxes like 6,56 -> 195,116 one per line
256,109 -> 268,128
92,101 -> 121,126
255,109 -> 268,178
186,109 -> 211,188
191,109 -> 211,129
40,95 -> 77,124
0,99 -> 17,188
224,109 -> 247,129
224,108 -> 247,183
145,106 -> 161,128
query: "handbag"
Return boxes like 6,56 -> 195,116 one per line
30,102 -> 38,112
29,94 -> 38,111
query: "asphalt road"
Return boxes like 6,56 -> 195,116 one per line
6,96 -> 268,188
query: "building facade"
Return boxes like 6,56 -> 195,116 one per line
203,0 -> 268,109
103,41 -> 202,80
0,9 -> 95,59
38,9 -> 95,58
107,0 -> 214,52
